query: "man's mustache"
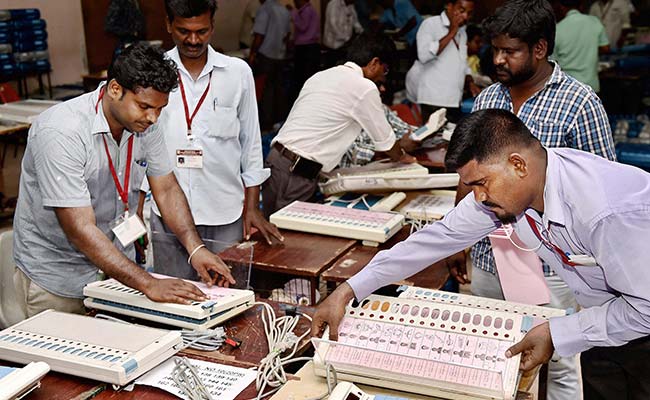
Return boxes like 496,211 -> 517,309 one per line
483,200 -> 501,208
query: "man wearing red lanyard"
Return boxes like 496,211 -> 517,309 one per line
137,0 -> 282,282
10,43 -> 235,323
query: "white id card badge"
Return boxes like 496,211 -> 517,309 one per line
110,212 -> 147,247
176,149 -> 203,169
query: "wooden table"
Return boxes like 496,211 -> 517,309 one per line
3,299 -> 314,400
219,231 -> 356,305
321,226 -> 449,290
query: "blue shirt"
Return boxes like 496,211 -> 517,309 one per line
349,147 -> 650,357
380,0 -> 422,46
471,62 -> 616,276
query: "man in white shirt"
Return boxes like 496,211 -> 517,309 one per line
405,0 -> 480,123
589,0 -> 632,49
263,34 -> 416,217
142,0 -> 282,281
323,0 -> 364,67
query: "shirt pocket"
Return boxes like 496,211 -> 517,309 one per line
206,106 -> 240,140
532,120 -> 565,148
128,160 -> 147,209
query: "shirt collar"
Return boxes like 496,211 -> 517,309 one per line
91,83 -> 112,135
343,61 -> 364,76
566,9 -> 580,17
169,45 -> 226,81
441,10 -> 450,27
541,148 -> 566,226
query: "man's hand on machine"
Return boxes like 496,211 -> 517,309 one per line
311,282 -> 356,340
190,247 -> 236,287
142,277 -> 209,304
506,322 -> 555,372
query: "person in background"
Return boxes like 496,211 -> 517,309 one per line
444,1 -> 616,398
553,0 -> 609,93
323,0 -> 364,68
239,0 -> 261,49
291,0 -> 321,93
405,0 -> 481,123
466,24 -> 492,88
262,34 -> 416,217
140,0 -> 282,281
249,0 -> 291,132
379,0 -> 423,47
11,43 -> 235,323
589,0 -> 633,49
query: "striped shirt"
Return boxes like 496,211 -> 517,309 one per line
471,61 -> 616,275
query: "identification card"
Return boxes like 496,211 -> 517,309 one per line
111,212 -> 147,247
176,148 -> 203,169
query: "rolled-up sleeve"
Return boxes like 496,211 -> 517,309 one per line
238,62 -> 270,187
143,125 -> 174,177
32,127 -> 91,208
348,193 -> 500,300
416,18 -> 443,63
549,210 -> 650,356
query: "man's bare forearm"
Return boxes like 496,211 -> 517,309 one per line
55,207 -> 155,292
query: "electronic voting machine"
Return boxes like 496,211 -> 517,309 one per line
84,273 -> 255,330
0,310 -> 181,385
313,288 -> 566,400
0,361 -> 49,400
269,201 -> 404,246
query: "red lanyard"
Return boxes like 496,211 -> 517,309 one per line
96,86 -> 135,211
525,214 -> 577,267
178,71 -> 212,138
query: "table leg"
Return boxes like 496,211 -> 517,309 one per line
310,276 -> 318,306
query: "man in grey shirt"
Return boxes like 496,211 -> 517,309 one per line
11,44 -> 235,323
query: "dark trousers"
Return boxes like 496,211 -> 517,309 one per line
294,43 -> 320,92
581,335 -> 650,400
262,147 -> 319,219
254,53 -> 287,131
420,104 -> 461,124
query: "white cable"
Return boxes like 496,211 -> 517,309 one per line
243,301 -> 312,400
502,225 -> 543,252
171,356 -> 214,400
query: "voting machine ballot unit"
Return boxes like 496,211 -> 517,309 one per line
84,275 -> 255,330
313,295 -> 531,400
0,310 -> 181,385
0,361 -> 49,400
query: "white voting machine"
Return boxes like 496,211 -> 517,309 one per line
312,294 -> 534,400
0,310 -> 181,385
0,361 -> 49,400
270,201 -> 404,246
319,160 -> 459,196
84,273 -> 255,330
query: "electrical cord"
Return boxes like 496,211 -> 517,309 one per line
171,356 -> 214,400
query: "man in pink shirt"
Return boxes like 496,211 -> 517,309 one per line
291,0 -> 321,93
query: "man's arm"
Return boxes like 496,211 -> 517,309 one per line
392,16 -> 417,40
249,7 -> 269,65
148,172 -> 235,286
54,206 -> 208,304
312,193 -> 499,339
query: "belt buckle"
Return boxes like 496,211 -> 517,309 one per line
289,155 -> 301,172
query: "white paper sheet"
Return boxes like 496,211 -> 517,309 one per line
136,357 -> 256,400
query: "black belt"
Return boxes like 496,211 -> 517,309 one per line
273,142 -> 322,179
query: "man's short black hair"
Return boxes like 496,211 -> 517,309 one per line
466,24 -> 483,40
483,0 -> 556,56
165,0 -> 217,22
107,43 -> 179,94
346,33 -> 396,67
445,109 -> 540,171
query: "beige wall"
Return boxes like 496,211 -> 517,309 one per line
0,0 -> 87,86
212,0 -> 321,52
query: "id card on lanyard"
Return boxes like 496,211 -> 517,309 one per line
176,71 -> 212,169
96,87 -> 147,246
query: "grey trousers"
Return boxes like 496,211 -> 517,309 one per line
262,147 -> 319,219
150,212 -> 243,281
471,267 -> 583,400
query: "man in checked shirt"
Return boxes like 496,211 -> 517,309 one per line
443,1 -> 616,399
